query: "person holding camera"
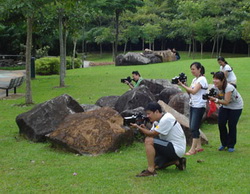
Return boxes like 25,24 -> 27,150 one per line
209,72 -> 243,152
217,56 -> 237,87
130,102 -> 186,177
125,71 -> 143,89
178,62 -> 208,155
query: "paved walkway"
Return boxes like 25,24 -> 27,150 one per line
0,70 -> 25,98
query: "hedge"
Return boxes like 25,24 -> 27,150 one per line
35,57 -> 82,75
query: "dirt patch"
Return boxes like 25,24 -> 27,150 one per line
89,62 -> 114,66
0,93 -> 25,100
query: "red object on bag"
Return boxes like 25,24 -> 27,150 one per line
207,101 -> 217,117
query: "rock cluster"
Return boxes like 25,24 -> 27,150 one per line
16,79 -> 215,154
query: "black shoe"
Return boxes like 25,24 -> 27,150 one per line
176,157 -> 186,171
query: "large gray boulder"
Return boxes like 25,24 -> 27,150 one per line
140,79 -> 172,96
95,95 -> 120,108
114,85 -> 156,113
47,107 -> 134,155
16,94 -> 84,142
81,104 -> 101,112
143,53 -> 162,63
159,86 -> 182,104
115,52 -> 150,66
168,93 -> 190,118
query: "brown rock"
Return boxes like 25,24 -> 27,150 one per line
47,107 -> 134,155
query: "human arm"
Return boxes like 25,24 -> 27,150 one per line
125,80 -> 134,89
209,91 -> 232,105
130,123 -> 159,137
178,81 -> 202,95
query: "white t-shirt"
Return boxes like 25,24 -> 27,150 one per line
190,76 -> 208,108
151,113 -> 186,158
220,64 -> 237,84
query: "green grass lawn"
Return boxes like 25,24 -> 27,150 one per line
0,56 -> 250,193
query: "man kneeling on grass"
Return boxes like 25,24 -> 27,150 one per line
130,102 -> 187,177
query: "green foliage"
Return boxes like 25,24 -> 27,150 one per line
35,57 -> 81,75
242,20 -> 250,44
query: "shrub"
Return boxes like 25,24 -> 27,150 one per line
36,57 -> 82,75
36,57 -> 60,75
66,57 -> 82,69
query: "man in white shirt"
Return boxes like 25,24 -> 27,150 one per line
131,102 -> 186,177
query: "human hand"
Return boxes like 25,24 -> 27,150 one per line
140,124 -> 146,128
130,123 -> 139,128
125,80 -> 129,85
208,96 -> 216,102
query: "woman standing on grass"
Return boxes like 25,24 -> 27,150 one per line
209,72 -> 243,152
178,62 -> 208,155
217,56 -> 237,88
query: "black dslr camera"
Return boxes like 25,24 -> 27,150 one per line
123,113 -> 149,126
121,76 -> 132,83
171,73 -> 187,84
202,88 -> 217,100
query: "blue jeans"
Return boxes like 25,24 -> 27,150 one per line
189,107 -> 205,138
218,107 -> 242,148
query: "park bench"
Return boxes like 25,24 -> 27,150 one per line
0,76 -> 25,97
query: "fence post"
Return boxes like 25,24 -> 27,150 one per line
31,57 -> 35,79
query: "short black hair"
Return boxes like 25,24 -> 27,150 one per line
145,102 -> 162,113
132,71 -> 140,76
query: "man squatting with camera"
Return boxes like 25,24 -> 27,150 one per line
125,71 -> 143,89
130,102 -> 187,177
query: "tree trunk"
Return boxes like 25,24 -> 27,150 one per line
112,42 -> 115,61
188,43 -> 192,57
82,39 -> 85,68
124,41 -> 127,54
59,9 -> 65,87
100,43 -> 103,56
63,30 -> 67,76
142,38 -> 144,51
200,42 -> 203,59
192,38 -> 195,59
248,44 -> 250,57
72,39 -> 77,69
153,41 -> 155,51
216,35 -> 219,57
25,16 -> 33,104
219,36 -> 224,56
114,10 -> 119,58
211,37 -> 216,58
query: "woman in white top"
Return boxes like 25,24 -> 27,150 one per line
179,62 -> 208,155
217,56 -> 237,87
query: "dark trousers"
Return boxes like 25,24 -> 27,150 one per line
189,107 -> 205,138
218,107 -> 242,148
